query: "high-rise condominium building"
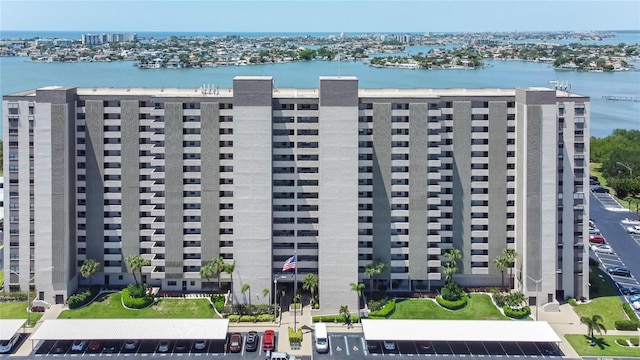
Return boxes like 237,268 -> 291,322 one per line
3,76 -> 589,313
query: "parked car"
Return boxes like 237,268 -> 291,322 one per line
607,266 -> 631,277
592,244 -> 614,254
591,185 -> 609,193
193,340 -> 207,350
102,341 -> 118,353
88,340 -> 102,352
51,341 -> 72,354
625,225 -> 640,234
263,329 -> 275,351
174,341 -> 190,352
245,331 -> 259,352
0,334 -> 20,354
157,340 -> 170,352
589,227 -> 601,235
418,341 -> 433,350
619,285 -> 640,295
632,301 -> 640,310
383,340 -> 397,350
589,178 -> 600,185
629,293 -> 640,303
123,340 -> 138,350
589,234 -> 606,244
71,340 -> 86,351
228,333 -> 242,353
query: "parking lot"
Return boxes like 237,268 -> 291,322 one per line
591,192 -> 628,211
319,334 -> 560,359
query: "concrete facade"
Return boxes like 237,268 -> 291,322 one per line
3,80 -> 589,312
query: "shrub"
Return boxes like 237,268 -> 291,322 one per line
122,288 -> 154,309
567,298 -> 578,307
436,294 -> 467,310
126,284 -> 147,298
228,315 -> 240,322
67,287 -> 99,309
441,282 -> 464,302
0,292 -> 28,302
312,315 -> 360,323
367,298 -> 386,312
614,320 -> 638,331
256,314 -> 273,322
631,337 -> 639,346
288,327 -> 303,344
588,257 -> 599,266
211,294 -> 225,312
615,338 -> 629,346
493,292 -> 507,307
503,306 -> 531,319
622,303 -> 640,325
369,299 -> 396,318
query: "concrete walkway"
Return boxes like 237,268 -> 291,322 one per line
12,303 -> 66,357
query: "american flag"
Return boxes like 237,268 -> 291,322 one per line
282,255 -> 297,272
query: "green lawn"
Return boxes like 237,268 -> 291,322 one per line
572,266 -> 628,330
58,292 -> 215,319
0,301 -> 43,327
0,270 -> 4,289
565,334 -> 640,357
390,294 -> 511,320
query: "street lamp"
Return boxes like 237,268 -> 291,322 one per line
9,270 -> 35,327
514,269 -> 561,320
616,162 -> 633,176
273,274 -> 291,324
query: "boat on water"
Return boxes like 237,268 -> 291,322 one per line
621,218 -> 640,225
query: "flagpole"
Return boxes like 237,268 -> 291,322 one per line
293,246 -> 298,332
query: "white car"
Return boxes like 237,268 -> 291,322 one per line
383,340 -> 396,350
632,301 -> 640,310
589,227 -> 601,235
71,340 -> 86,351
592,244 -> 614,254
157,340 -> 170,352
626,225 -> 640,234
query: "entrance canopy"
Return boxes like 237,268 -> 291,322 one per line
31,319 -> 229,341
0,320 -> 26,340
362,320 -> 561,343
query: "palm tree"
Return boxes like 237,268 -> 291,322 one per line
441,262 -> 457,284
350,282 -> 365,310
302,273 -> 319,304
339,305 -> 351,324
80,258 -> 100,286
580,315 -> 606,345
365,259 -> 387,295
124,254 -> 150,286
444,248 -> 462,266
442,248 -> 462,284
212,256 -> 225,291
502,249 -> 518,288
262,288 -> 270,300
199,261 -> 215,296
241,283 -> 251,314
494,255 -> 510,290
364,265 -> 377,297
223,261 -> 236,306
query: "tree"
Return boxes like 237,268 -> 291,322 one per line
212,256 -> 225,291
365,259 -> 386,295
350,282 -> 365,310
241,283 -> 251,314
339,305 -> 351,325
580,315 -> 606,345
364,265 -> 377,297
441,248 -> 461,284
302,273 -> 319,304
223,261 -> 236,307
494,256 -> 510,290
124,254 -> 150,285
442,262 -> 457,284
502,249 -> 518,288
80,258 -> 100,285
199,261 -> 215,295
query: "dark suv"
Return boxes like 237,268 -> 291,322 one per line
607,266 -> 631,277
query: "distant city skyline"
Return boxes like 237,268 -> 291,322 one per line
1,0 -> 639,33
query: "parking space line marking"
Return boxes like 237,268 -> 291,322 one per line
344,336 -> 350,356
361,336 -> 368,356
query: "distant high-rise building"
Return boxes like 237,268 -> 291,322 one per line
3,77 -> 589,312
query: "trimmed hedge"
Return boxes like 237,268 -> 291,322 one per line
227,314 -> 274,322
615,338 -> 629,346
614,320 -> 638,331
503,306 -> 531,319
631,337 -> 639,346
312,315 -> 360,323
369,299 -> 396,318
288,327 -> 303,344
436,294 -> 468,310
68,287 -> 99,309
121,288 -> 154,309
567,298 -> 578,307
211,294 -> 225,312
0,292 -> 28,302
622,303 -> 640,325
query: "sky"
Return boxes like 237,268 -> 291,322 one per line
0,0 -> 639,33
